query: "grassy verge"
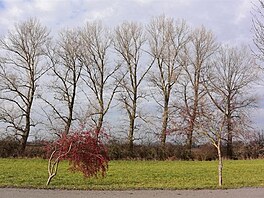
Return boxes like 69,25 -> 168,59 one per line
0,158 -> 264,190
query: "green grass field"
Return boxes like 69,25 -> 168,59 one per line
0,158 -> 264,190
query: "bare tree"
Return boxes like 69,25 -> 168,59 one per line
179,26 -> 218,157
114,22 -> 153,153
204,45 -> 258,159
252,0 -> 264,61
43,28 -> 82,135
197,110 -> 225,187
0,18 -> 49,154
79,21 -> 120,133
147,16 -> 189,147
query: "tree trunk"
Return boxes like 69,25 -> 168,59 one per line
46,175 -> 54,186
65,82 -> 76,135
186,129 -> 193,158
161,99 -> 169,147
186,112 -> 197,159
226,114 -> 233,159
185,79 -> 199,159
95,112 -> 104,140
97,114 -> 103,132
20,83 -> 35,155
227,132 -> 233,159
127,82 -> 137,155
128,116 -> 135,154
226,94 -> 233,159
65,101 -> 73,135
20,111 -> 31,155
65,119 -> 72,135
20,133 -> 28,155
217,140 -> 223,187
97,73 -> 104,135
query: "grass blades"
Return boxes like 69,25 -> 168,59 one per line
0,159 -> 264,190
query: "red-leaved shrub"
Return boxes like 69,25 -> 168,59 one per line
46,130 -> 109,185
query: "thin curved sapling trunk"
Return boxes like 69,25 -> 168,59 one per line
46,142 -> 72,185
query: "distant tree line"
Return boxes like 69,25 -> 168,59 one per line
1,132 -> 264,160
0,13 -> 262,166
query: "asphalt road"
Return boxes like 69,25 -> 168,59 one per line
1,188 -> 264,198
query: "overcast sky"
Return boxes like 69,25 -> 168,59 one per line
0,0 -> 263,130
0,0 -> 256,44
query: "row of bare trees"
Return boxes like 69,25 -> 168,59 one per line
0,16 -> 260,164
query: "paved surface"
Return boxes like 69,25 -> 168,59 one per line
0,188 -> 264,198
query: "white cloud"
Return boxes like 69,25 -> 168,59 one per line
33,0 -> 59,12
0,0 -> 257,48
0,0 -> 114,35
234,0 -> 253,24
133,0 -> 155,4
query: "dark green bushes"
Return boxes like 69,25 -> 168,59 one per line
0,137 -> 46,158
0,136 -> 263,160
107,140 -> 217,160
0,136 -> 20,157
